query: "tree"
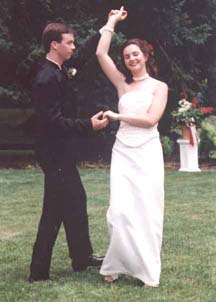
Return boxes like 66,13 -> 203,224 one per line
206,0 -> 216,107
0,0 -> 214,108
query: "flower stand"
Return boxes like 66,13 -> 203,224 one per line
177,126 -> 201,172
177,138 -> 201,172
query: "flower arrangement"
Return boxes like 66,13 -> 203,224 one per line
171,97 -> 214,144
171,98 -> 204,128
172,97 -> 214,128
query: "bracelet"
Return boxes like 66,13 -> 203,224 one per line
103,27 -> 114,33
101,26 -> 115,34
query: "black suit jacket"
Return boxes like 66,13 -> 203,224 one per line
32,32 -> 101,168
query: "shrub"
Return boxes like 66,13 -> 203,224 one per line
199,115 -> 216,159
161,135 -> 175,157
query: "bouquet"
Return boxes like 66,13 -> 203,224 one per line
171,99 -> 204,128
172,98 -> 214,145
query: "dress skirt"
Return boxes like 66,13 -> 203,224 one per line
100,137 -> 164,286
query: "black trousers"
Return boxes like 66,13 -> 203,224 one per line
30,160 -> 93,279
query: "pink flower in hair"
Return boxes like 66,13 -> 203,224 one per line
147,44 -> 154,52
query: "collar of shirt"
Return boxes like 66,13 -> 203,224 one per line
46,56 -> 62,70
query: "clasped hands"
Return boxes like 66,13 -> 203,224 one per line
91,110 -> 119,130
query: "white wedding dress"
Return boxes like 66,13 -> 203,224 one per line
100,77 -> 164,286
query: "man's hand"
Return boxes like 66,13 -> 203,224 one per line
91,111 -> 109,130
103,110 -> 119,121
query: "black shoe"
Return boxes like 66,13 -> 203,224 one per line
28,275 -> 50,283
87,255 -> 104,267
72,255 -> 104,272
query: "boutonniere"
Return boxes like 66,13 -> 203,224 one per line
67,67 -> 77,79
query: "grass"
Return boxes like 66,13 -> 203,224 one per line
0,167 -> 216,302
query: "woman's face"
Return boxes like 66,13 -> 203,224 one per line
123,44 -> 147,74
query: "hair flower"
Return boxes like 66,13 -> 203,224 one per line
147,43 -> 154,54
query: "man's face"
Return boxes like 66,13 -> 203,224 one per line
55,33 -> 75,62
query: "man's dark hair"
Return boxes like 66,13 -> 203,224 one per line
42,23 -> 74,53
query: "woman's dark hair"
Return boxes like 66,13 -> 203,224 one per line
42,23 -> 74,53
120,39 -> 158,83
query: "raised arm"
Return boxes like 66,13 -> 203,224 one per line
96,7 -> 127,89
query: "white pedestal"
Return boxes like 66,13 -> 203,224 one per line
177,139 -> 201,172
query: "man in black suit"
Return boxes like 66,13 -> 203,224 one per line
29,22 -> 109,282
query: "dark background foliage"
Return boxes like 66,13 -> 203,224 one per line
0,0 -> 215,160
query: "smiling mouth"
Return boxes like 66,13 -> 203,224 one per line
130,63 -> 139,67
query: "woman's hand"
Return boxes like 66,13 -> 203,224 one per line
103,110 -> 119,121
108,6 -> 128,24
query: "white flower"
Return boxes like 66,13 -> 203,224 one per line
185,104 -> 191,110
178,107 -> 188,113
178,98 -> 187,105
67,67 -> 77,78
178,99 -> 192,111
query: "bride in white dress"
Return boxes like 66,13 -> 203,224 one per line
97,7 -> 168,287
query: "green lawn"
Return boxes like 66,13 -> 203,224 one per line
0,167 -> 216,302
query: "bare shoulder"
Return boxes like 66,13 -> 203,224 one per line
153,78 -> 168,92
156,80 -> 168,91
